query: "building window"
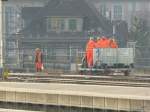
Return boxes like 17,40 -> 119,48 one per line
100,4 -> 107,17
51,17 -> 60,31
8,41 -> 16,48
113,5 -> 122,20
5,6 -> 22,35
60,19 -> 65,30
46,17 -> 65,32
69,19 -> 77,31
47,18 -> 51,30
7,50 -> 16,57
47,17 -> 80,32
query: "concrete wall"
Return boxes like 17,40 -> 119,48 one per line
0,82 -> 150,111
0,91 -> 149,111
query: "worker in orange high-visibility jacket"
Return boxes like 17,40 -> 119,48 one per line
109,38 -> 118,48
35,48 -> 43,72
86,37 -> 96,68
105,37 -> 111,48
95,37 -> 102,48
98,36 -> 110,48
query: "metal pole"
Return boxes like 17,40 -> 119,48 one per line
113,24 -> 116,39
0,1 -> 3,67
69,46 -> 72,62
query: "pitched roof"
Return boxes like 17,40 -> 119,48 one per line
22,7 -> 43,20
42,0 -> 83,17
21,0 -> 112,36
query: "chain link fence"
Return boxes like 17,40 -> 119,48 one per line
4,47 -> 84,73
3,42 -> 150,74
134,46 -> 150,74
2,0 -> 150,76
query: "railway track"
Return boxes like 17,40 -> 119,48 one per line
4,73 -> 150,87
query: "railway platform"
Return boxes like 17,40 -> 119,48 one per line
0,82 -> 150,111
0,108 -> 41,112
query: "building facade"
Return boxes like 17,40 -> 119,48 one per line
3,0 -> 112,71
2,0 -> 49,69
91,0 -> 150,28
3,0 -> 48,36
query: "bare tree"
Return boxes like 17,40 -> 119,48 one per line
129,17 -> 150,47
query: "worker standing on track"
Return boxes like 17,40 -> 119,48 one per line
86,37 -> 96,68
99,36 -> 110,48
96,37 -> 102,48
109,38 -> 118,48
35,48 -> 43,72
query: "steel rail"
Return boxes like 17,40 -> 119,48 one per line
5,73 -> 150,87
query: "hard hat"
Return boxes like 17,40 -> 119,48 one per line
101,36 -> 107,40
35,48 -> 40,51
112,38 -> 116,41
101,36 -> 106,38
110,38 -> 113,42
